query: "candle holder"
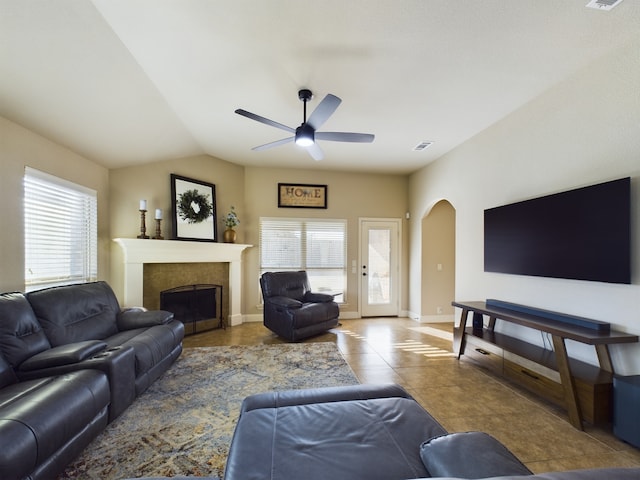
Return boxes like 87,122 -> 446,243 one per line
153,218 -> 164,240
137,209 -> 149,239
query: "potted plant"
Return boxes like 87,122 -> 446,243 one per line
223,206 -> 240,243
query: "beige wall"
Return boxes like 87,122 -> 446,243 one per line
0,117 -> 110,292
109,154 -> 245,242
108,158 -> 409,317
408,38 -> 640,374
421,200 -> 455,319
242,167 -> 409,317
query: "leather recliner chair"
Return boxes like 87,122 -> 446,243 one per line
260,271 -> 339,341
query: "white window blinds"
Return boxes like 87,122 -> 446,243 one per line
24,167 -> 98,291
260,217 -> 346,301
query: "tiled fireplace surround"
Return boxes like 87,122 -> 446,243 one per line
112,239 -> 252,326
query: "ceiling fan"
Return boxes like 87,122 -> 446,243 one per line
235,89 -> 374,161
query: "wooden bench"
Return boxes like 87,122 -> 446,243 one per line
452,300 -> 638,430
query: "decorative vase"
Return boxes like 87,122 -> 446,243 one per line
223,228 -> 237,243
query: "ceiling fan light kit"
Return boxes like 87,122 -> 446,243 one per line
295,124 -> 315,147
235,89 -> 374,161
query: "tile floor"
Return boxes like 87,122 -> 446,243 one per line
183,317 -> 640,473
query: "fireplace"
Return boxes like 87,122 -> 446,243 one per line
112,239 -> 252,326
160,284 -> 223,335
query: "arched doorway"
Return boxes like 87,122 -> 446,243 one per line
420,200 -> 456,322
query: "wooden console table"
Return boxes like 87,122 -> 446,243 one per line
452,301 -> 638,430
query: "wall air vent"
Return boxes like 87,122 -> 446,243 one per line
586,0 -> 624,11
413,141 -> 433,151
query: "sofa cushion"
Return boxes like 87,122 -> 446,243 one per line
225,386 -> 447,480
266,296 -> 303,309
420,431 -> 532,478
104,322 -> 184,376
0,355 -> 17,389
0,292 -> 51,367
26,282 -> 120,346
293,302 -> 340,328
0,370 -> 110,480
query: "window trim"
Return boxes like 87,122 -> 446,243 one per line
259,217 -> 347,302
24,167 -> 98,291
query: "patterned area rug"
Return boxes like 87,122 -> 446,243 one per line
58,343 -> 359,479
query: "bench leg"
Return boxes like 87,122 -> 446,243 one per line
552,335 -> 583,430
453,308 -> 469,358
595,344 -> 614,373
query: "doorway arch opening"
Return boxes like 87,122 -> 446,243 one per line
420,199 -> 456,322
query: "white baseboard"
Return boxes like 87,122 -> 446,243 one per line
232,311 -> 451,325
418,314 -> 455,323
406,311 -> 454,323
241,313 -> 263,324
228,314 -> 246,326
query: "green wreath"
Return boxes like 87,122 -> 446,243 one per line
177,189 -> 213,224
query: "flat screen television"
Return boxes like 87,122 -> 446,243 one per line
484,177 -> 631,284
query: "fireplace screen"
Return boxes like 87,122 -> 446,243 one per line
160,284 -> 223,335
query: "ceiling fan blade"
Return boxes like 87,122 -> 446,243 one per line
306,142 -> 324,161
235,109 -> 295,133
315,132 -> 375,143
252,136 -> 294,151
306,94 -> 341,130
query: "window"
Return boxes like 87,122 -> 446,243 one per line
24,167 -> 98,291
260,217 -> 346,302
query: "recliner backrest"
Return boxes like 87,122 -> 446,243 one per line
0,292 -> 51,368
260,271 -> 311,302
26,281 -> 121,346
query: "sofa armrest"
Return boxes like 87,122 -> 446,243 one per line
420,431 -> 532,478
18,340 -> 107,371
116,308 -> 174,330
266,296 -> 303,309
304,292 -> 335,303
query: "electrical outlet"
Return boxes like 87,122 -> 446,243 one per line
436,306 -> 443,314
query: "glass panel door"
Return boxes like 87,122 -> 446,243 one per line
360,219 -> 400,317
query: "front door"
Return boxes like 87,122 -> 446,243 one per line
359,219 -> 400,317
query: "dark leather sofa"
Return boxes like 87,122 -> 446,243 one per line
260,271 -> 340,341
221,384 -> 640,480
124,384 -> 640,480
0,281 -> 184,480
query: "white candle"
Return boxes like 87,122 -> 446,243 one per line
155,208 -> 163,220
139,199 -> 147,211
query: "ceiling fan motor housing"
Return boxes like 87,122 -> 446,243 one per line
298,89 -> 313,102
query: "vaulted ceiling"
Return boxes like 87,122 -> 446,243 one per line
1,0 -> 639,173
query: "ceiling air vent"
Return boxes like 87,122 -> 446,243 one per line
586,0 -> 624,11
413,141 -> 433,152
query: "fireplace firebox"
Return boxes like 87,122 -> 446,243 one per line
160,284 -> 223,335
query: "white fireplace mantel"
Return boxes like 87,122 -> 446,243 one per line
112,238 -> 252,326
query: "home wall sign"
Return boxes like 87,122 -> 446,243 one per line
278,183 -> 327,209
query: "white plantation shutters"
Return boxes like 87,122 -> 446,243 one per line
259,217 -> 346,302
24,167 -> 98,291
